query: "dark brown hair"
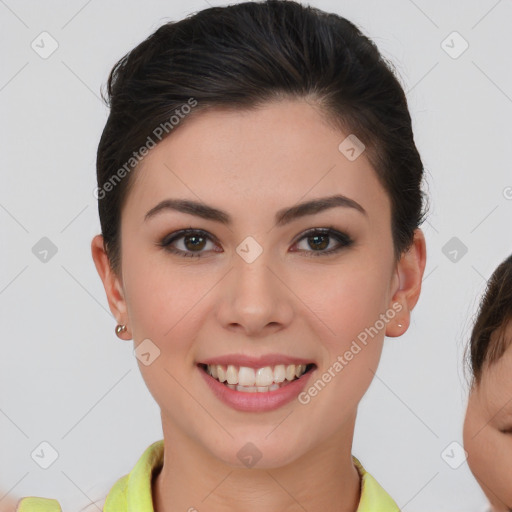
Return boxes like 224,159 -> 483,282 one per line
467,253 -> 512,385
96,0 -> 428,276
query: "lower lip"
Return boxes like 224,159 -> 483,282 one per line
198,365 -> 315,412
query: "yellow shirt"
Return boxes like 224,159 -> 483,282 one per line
17,440 -> 400,511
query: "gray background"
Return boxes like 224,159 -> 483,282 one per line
1,0 -> 511,510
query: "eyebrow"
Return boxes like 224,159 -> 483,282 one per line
144,194 -> 367,227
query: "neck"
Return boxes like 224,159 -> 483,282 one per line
153,416 -> 361,512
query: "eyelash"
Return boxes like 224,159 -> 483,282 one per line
158,227 -> 354,258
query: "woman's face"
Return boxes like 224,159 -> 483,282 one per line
464,329 -> 512,512
95,99 -> 422,468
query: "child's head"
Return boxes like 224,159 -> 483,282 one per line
91,0 -> 427,469
463,253 -> 512,512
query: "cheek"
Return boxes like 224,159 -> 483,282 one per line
464,410 -> 512,507
121,247 -> 211,406
302,254 -> 393,348
294,260 -> 391,414
472,435 -> 512,508
122,259 -> 207,421
122,244 -> 206,344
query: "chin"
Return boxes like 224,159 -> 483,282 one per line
207,435 -> 308,470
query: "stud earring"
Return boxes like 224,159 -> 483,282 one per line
397,323 -> 403,328
115,324 -> 127,338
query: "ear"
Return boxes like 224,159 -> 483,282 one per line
386,228 -> 427,337
91,234 -> 131,340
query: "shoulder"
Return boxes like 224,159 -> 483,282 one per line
13,441 -> 162,512
15,497 -> 62,511
15,495 -> 108,512
352,456 -> 400,512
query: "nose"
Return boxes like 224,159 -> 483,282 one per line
215,251 -> 294,337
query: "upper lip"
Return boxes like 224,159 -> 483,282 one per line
199,353 -> 315,368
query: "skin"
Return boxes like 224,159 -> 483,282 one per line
0,496 -> 18,512
464,324 -> 512,512
92,98 -> 426,512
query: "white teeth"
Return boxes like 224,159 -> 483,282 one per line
204,363 -> 310,389
236,385 -> 257,392
273,364 -> 286,383
234,383 -> 287,393
226,365 -> 238,385
217,365 -> 226,382
255,366 -> 274,387
238,366 -> 256,386
285,364 -> 296,381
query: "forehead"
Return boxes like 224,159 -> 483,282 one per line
124,99 -> 390,224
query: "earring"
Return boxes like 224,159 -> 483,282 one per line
397,323 -> 403,328
115,324 -> 127,338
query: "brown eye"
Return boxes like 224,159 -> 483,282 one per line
183,234 -> 207,251
159,227 -> 354,259
293,228 -> 353,257
160,229 -> 219,258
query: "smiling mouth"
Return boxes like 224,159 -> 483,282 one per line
198,363 -> 316,392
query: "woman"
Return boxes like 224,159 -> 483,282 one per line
16,1 -> 427,510
463,254 -> 512,512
